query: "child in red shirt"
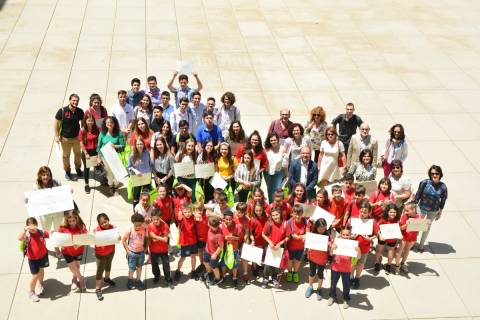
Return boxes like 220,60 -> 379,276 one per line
152,185 -> 174,224
248,201 -> 268,278
58,210 -> 88,292
148,209 -> 173,287
234,202 -> 250,283
221,210 -> 243,288
311,189 -> 330,211
172,183 -> 192,220
329,184 -> 347,232
19,217 -> 49,302
194,202 -> 209,279
370,178 -> 396,222
204,216 -> 225,286
174,204 -> 197,282
344,185 -> 367,225
285,204 -> 307,283
93,213 -> 118,300
288,183 -> 308,206
268,189 -> 293,221
305,218 -> 330,300
374,204 -> 401,274
247,188 -> 270,217
397,203 -> 424,274
342,173 -> 355,203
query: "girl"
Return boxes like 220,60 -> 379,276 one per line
97,116 -> 125,196
374,204 -> 401,274
78,113 -> 100,194
236,130 -> 269,173
133,94 -> 153,122
317,126 -> 346,188
161,121 -> 175,151
93,213 -> 117,301
197,140 -> 216,203
397,202 -> 422,273
122,213 -> 147,290
226,120 -> 246,156
215,142 -> 238,190
174,204 -> 198,282
247,188 -> 270,217
175,138 -> 198,202
235,150 -> 261,203
19,217 -> 49,302
148,209 -> 173,287
370,178 -> 396,222
58,210 -> 88,292
151,135 -> 175,192
264,132 -> 289,203
129,117 -> 154,150
152,184 -> 175,225
284,123 -> 312,162
311,189 -> 330,211
305,218 -> 330,300
134,192 -> 153,223
128,138 -> 153,209
381,123 -> 408,177
234,202 -> 250,283
349,148 -> 376,182
285,204 -> 307,283
305,106 -> 327,163
288,183 -> 308,206
194,202 -> 209,279
84,93 -> 108,125
172,183 -> 192,219
248,201 -> 268,278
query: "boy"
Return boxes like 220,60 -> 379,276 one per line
167,71 -> 203,106
189,91 -> 206,134
160,91 -> 175,124
342,173 -> 355,203
221,210 -> 243,288
145,75 -> 161,106
122,213 -> 147,290
148,209 -> 174,288
110,89 -> 134,134
174,204 -> 198,281
150,105 -> 166,133
127,77 -> 144,108
268,189 -> 293,221
234,202 -> 251,283
329,184 -> 347,232
204,216 -> 225,286
344,185 -> 367,225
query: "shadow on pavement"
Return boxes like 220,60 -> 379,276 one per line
428,242 -> 456,255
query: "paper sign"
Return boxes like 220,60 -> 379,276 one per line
301,204 -> 317,217
379,223 -> 402,240
25,185 -> 74,217
72,234 -> 95,246
356,180 -> 377,197
195,163 -> 215,179
54,142 -> 62,159
174,162 -> 195,177
241,244 -> 263,265
310,207 -> 335,229
333,238 -> 358,257
131,173 -> 151,187
263,246 -> 283,268
209,172 -> 228,189
305,233 -> 329,251
94,228 -> 120,246
95,118 -> 104,128
100,142 -> 128,181
351,218 -> 373,235
176,60 -> 193,74
86,155 -> 98,168
254,159 -> 261,170
406,218 -> 429,232
49,232 -> 73,247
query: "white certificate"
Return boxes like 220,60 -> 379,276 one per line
176,60 -> 193,74
48,232 -> 73,247
305,232 -> 329,251
100,142 -> 128,181
356,180 -> 377,197
85,155 -> 98,168
54,142 -> 62,159
94,228 -> 120,246
407,218 -> 429,232
379,223 -> 402,240
310,206 -> 335,229
174,162 -> 195,177
351,218 -> 373,235
25,185 -> 74,217
333,238 -> 358,257
240,244 -> 263,265
263,246 -> 283,268
131,173 -> 151,187
209,172 -> 228,189
72,233 -> 95,246
195,163 -> 215,179
301,204 -> 317,217
95,118 -> 104,128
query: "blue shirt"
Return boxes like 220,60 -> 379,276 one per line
195,124 -> 224,145
128,150 -> 152,174
172,86 -> 195,106
127,90 -> 144,108
162,104 -> 175,125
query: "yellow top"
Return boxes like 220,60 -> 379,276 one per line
216,156 -> 238,178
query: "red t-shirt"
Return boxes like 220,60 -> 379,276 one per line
234,215 -> 249,244
147,221 -> 169,253
329,197 -> 347,228
310,200 -> 330,211
348,199 -> 362,219
370,191 -> 395,221
378,218 -> 400,244
178,215 -> 197,246
331,254 -> 351,273
221,222 -> 243,250
129,130 -> 154,150
173,194 -> 191,221
249,216 -> 267,247
308,237 -> 330,265
152,195 -> 174,224
347,219 -> 379,254
247,199 -> 270,216
286,218 -> 307,251
85,106 -> 108,119
263,221 -> 286,246
236,145 -> 269,171
26,230 -> 49,260
77,128 -> 99,151
58,226 -> 87,257
206,228 -> 225,255
343,187 -> 355,203
195,211 -> 209,242
400,214 -> 421,242
268,201 -> 292,221
94,225 -> 115,256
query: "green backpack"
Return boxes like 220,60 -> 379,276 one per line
223,243 -> 234,270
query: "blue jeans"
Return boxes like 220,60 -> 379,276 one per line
329,270 -> 350,301
264,170 -> 285,203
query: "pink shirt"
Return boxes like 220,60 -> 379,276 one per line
125,226 -> 146,253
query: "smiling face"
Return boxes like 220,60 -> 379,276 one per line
294,186 -> 304,199
156,139 -> 165,153
69,96 -> 79,108
132,82 -> 140,93
106,118 -> 114,132
271,210 -> 281,223
243,153 -> 252,165
161,123 -> 170,135
250,134 -> 259,147
136,139 -> 145,152
362,152 -> 372,165
148,79 -> 157,90
232,122 -> 240,134
140,96 -> 150,108
186,141 -> 195,154
99,217 -> 110,229
161,95 -> 170,105
204,141 -> 214,153
224,215 -> 233,226
220,144 -> 229,157
388,208 -> 397,220
158,186 -> 167,199
137,120 -> 146,132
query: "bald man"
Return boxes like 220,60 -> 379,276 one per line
288,146 -> 318,200
268,108 -> 293,140
346,122 -> 378,170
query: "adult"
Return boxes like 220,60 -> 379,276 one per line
317,126 -> 346,187
267,109 -> 293,140
150,105 -> 167,133
288,147 -> 318,200
196,110 -> 223,152
226,120 -> 246,157
126,77 -> 144,108
348,149 -> 376,182
170,97 -> 194,135
414,165 -> 448,253
381,124 -> 408,177
346,122 -> 378,170
167,72 -> 203,106
78,113 -> 100,194
54,93 -> 84,181
129,118 -> 154,150
111,89 -> 134,135
174,139 -> 198,202
389,160 -> 412,209
196,140 -> 216,203
264,132 -> 289,203
172,120 -> 195,154
305,106 -> 327,163
284,123 -> 311,162
236,131 -> 268,173
206,97 -> 217,116
159,91 -> 175,124
144,75 -> 161,106
128,138 -> 153,210
215,91 -> 241,139
188,91 -> 206,134
151,135 -> 175,192
133,94 -> 153,123
235,150 -> 261,203
215,142 -> 238,190
331,102 -> 362,155
84,93 -> 108,128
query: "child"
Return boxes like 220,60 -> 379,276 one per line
221,210 -> 243,288
122,213 -> 147,290
19,217 -> 49,302
311,189 -> 330,211
370,178 -> 396,222
93,213 -> 117,300
397,202 -> 423,274
147,209 -> 173,287
288,183 -> 307,206
248,201 -> 268,278
285,204 -> 307,283
374,204 -> 401,274
206,188 -> 224,207
344,185 -> 367,225
329,184 -> 347,233
152,184 -> 174,225
204,216 -> 225,286
134,192 -> 153,223
305,218 -> 330,300
328,227 -> 358,309
194,202 -> 209,279
234,202 -> 250,283
58,210 -> 88,292
172,183 -> 192,219
247,187 -> 270,216
174,203 -> 198,281
268,189 -> 293,221
342,173 -> 355,203
261,207 -> 288,289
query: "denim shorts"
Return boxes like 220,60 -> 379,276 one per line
288,249 -> 304,261
28,254 -> 49,275
127,251 -> 145,272
203,251 -> 221,269
180,244 -> 198,257
220,249 -> 239,269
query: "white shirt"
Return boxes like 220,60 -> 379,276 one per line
266,149 -> 288,175
110,102 -> 134,130
300,160 -> 308,185
170,107 -> 194,135
215,105 -> 241,138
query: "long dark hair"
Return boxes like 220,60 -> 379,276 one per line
36,166 -> 53,189
215,142 -> 234,169
228,120 -> 246,143
382,203 -> 400,221
152,135 -> 169,159
201,140 -> 216,163
246,130 -> 263,153
81,113 -> 99,145
101,116 -> 120,136
389,123 -> 405,141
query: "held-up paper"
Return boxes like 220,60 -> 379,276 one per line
406,218 -> 429,232
209,172 -> 228,189
176,60 -> 193,74
301,204 -> 317,218
310,206 -> 335,229
25,185 -> 74,217
240,244 -> 263,265
305,233 -> 329,251
333,238 -> 358,258
263,246 -> 283,268
195,163 -> 215,179
174,162 -> 195,177
100,142 -> 128,181
49,232 -> 73,247
379,223 -> 402,240
94,228 -> 120,246
85,155 -> 98,168
351,218 -> 373,235
72,234 -> 95,246
356,180 -> 377,197
131,173 -> 151,187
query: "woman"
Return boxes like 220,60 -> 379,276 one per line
78,113 -> 100,194
389,160 -> 412,209
235,150 -> 261,203
133,94 -> 153,122
161,121 -> 175,151
129,117 -> 154,150
381,124 -> 408,177
196,140 -> 216,203
128,138 -> 152,210
236,130 -> 269,173
84,93 -> 108,127
97,116 -> 125,196
414,165 -> 448,253
317,126 -> 346,187
263,132 -> 288,203
151,135 -> 175,192
175,138 -> 198,202
215,142 -> 238,190
348,148 -> 376,182
226,120 -> 246,157
284,123 -> 311,162
305,106 -> 327,163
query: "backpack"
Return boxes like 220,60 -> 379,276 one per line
20,230 -> 45,257
287,218 -> 307,235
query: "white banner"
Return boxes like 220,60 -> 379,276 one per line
100,142 -> 128,181
305,232 -> 329,251
25,185 -> 74,217
333,238 -> 358,257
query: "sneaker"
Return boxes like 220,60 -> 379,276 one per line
127,279 -> 134,290
174,270 -> 182,282
343,300 -> 350,309
76,168 -> 83,178
352,278 -> 360,289
316,289 -> 322,301
292,272 -> 299,283
167,279 -> 174,289
153,276 -> 160,284
261,279 -> 268,288
214,277 -> 223,286
242,274 -> 249,285
286,271 -> 293,282
136,280 -> 145,290
28,291 -> 40,302
374,263 -> 381,272
233,278 -> 239,288
65,171 -> 75,181
104,278 -> 116,286
327,297 -> 335,306
36,283 -> 45,296
417,246 -> 425,253
252,268 -> 259,278
305,286 -> 314,298
95,289 -> 104,301
79,277 -> 86,291
390,264 -> 398,275
190,270 -> 198,280
108,186 -> 115,197
273,279 -> 281,289
71,280 -> 79,291
400,263 -> 409,273
385,264 -> 391,274
85,185 -> 90,194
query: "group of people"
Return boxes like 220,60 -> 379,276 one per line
20,73 -> 448,308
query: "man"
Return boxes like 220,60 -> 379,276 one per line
167,72 -> 203,106
196,110 -> 224,152
145,75 -> 161,106
331,102 -> 363,154
267,108 -> 293,141
172,120 -> 195,154
170,97 -> 194,134
189,91 -> 206,134
206,97 -> 218,119
111,89 -> 134,135
288,147 -> 318,200
160,91 -> 175,124
126,78 -> 144,107
346,122 -> 378,169
150,106 -> 166,133
54,93 -> 84,181
215,91 -> 241,139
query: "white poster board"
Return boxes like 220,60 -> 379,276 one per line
131,173 -> 151,187
195,163 -> 215,179
379,223 -> 402,240
25,185 -> 74,217
72,234 -> 95,246
240,244 -> 263,265
310,206 -> 335,229
176,60 -> 193,74
406,218 -> 429,232
48,232 -> 73,247
333,238 -> 358,257
304,232 -> 329,251
351,218 -> 373,235
209,172 -> 228,189
174,162 -> 195,177
100,142 -> 128,181
85,155 -> 98,168
94,228 -> 120,246
263,246 -> 283,268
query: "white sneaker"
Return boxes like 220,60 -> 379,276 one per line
71,281 -> 79,291
327,297 -> 335,306
28,291 -> 40,302
36,284 -> 45,296
343,301 -> 350,309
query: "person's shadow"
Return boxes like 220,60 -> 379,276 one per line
428,242 -> 456,255
350,292 -> 373,310
41,279 -> 71,301
402,261 -> 439,278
